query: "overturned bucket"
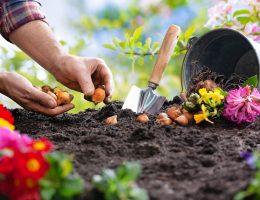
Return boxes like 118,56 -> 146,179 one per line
182,28 -> 260,90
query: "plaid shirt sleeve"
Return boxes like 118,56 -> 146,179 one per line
0,0 -> 47,41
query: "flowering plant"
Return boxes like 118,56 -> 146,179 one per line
183,74 -> 260,125
206,0 -> 260,42
0,104 -> 15,130
0,106 -> 84,200
223,85 -> 260,124
235,151 -> 260,200
190,87 -> 225,124
0,128 -> 50,199
222,75 -> 260,124
92,162 -> 148,200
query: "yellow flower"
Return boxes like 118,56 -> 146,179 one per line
0,118 -> 15,130
198,88 -> 209,104
194,104 -> 214,124
209,88 -> 223,105
194,113 -> 206,124
199,88 -> 207,96
198,88 -> 224,107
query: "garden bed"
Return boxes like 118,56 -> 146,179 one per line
12,100 -> 259,200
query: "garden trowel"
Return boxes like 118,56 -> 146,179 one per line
122,25 -> 181,115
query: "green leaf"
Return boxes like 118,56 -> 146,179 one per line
133,26 -> 144,42
59,40 -> 67,46
130,37 -> 135,48
40,152 -> 84,200
92,175 -> 107,191
138,58 -> 144,66
144,37 -> 152,49
41,188 -> 56,200
151,42 -> 160,50
129,187 -> 149,200
39,179 -> 53,188
184,26 -> 195,42
236,16 -> 251,24
69,38 -> 85,54
216,88 -> 228,97
61,158 -> 73,177
112,38 -> 121,46
233,9 -> 250,17
103,169 -> 117,181
116,162 -> 141,182
125,33 -> 131,47
136,41 -> 143,48
103,44 -> 116,50
242,75 -> 258,89
234,191 -> 247,200
119,41 -> 126,48
92,162 -> 147,200
59,176 -> 84,197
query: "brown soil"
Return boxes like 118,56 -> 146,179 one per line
12,100 -> 259,200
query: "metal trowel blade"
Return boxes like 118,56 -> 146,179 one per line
145,96 -> 166,115
122,85 -> 142,113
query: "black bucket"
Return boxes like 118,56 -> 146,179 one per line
182,28 -> 260,90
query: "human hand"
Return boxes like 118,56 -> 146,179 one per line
51,55 -> 114,103
9,21 -> 113,103
0,72 -> 74,116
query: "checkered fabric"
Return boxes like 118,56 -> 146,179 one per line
0,0 -> 47,41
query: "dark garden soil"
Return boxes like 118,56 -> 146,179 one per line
12,99 -> 260,200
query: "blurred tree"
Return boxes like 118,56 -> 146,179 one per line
0,0 -> 209,113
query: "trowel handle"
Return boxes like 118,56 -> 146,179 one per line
149,25 -> 181,89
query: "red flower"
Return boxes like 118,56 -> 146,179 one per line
0,174 -> 40,200
0,179 -> 10,195
14,190 -> 41,200
0,155 -> 14,175
0,104 -> 14,125
13,177 -> 39,191
31,138 -> 53,153
8,179 -> 40,200
14,151 -> 49,181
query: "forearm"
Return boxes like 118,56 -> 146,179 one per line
9,20 -> 66,74
0,72 -> 7,94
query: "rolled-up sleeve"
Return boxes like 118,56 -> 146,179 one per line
0,0 -> 47,41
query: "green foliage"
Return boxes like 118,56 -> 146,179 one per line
164,0 -> 188,8
233,8 -> 259,25
0,0 -> 208,113
92,162 -> 148,200
103,26 -> 160,71
40,152 -> 84,200
182,93 -> 201,112
103,25 -> 196,71
234,152 -> 260,200
73,0 -> 191,34
242,75 -> 258,89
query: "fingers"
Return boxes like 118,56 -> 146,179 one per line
27,103 -> 74,117
98,62 -> 114,99
77,72 -> 95,97
30,87 -> 57,109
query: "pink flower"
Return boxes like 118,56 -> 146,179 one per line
245,23 -> 260,42
245,22 -> 260,34
0,128 -> 32,151
205,1 -> 234,28
223,86 -> 260,124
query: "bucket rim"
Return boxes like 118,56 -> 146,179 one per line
182,28 -> 260,90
